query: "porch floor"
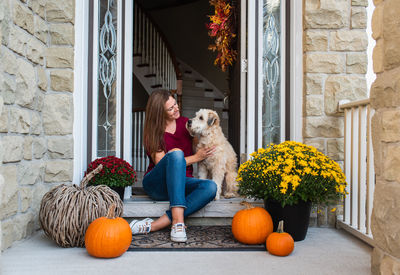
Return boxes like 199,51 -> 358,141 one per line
1,228 -> 372,275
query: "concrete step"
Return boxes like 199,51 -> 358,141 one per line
123,196 -> 264,221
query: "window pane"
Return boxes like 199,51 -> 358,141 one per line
262,0 -> 281,146
97,0 -> 118,157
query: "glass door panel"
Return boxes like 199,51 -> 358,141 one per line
262,0 -> 282,146
97,0 -> 118,157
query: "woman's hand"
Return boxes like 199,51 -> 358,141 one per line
196,146 -> 216,161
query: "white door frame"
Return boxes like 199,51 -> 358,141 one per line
91,0 -> 133,162
123,0 -> 134,164
73,0 -> 134,184
73,0 -> 89,184
241,0 -> 303,160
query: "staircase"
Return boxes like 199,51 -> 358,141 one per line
129,3 -> 245,224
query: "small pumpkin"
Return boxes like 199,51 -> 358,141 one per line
266,220 -> 294,256
85,203 -> 132,258
232,201 -> 273,244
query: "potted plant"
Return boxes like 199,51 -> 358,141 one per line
84,156 -> 137,200
237,141 -> 347,241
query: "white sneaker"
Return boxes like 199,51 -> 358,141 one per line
130,218 -> 153,235
170,223 -> 187,242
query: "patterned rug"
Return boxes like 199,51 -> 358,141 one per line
128,225 -> 265,251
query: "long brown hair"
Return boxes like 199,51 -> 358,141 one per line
143,89 -> 171,160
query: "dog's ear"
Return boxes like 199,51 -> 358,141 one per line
207,117 -> 216,126
207,111 -> 218,126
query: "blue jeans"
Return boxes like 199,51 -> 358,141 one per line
142,150 -> 217,222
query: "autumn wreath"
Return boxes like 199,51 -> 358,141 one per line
207,0 -> 237,72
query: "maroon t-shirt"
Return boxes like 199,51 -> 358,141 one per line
145,116 -> 194,177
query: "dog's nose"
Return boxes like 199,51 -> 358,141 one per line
188,120 -> 192,127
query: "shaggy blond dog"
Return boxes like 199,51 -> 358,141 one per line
187,109 -> 238,200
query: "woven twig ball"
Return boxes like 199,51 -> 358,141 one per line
39,165 -> 124,247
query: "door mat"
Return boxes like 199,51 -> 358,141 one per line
128,225 -> 265,251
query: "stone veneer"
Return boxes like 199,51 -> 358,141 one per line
370,0 -> 400,273
303,0 -> 368,226
0,0 -> 74,250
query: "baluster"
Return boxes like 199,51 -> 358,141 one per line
344,108 -> 349,224
358,106 -> 367,232
139,111 -> 143,171
351,107 -> 360,228
137,111 -> 141,171
366,106 -> 375,235
167,57 -> 170,90
160,42 -> 163,87
349,108 -> 354,226
143,112 -> 147,169
141,111 -> 145,171
133,112 -> 136,171
170,63 -> 173,90
160,43 -> 163,87
156,35 -> 159,86
170,60 -> 173,90
164,45 -> 167,88
135,112 -> 139,171
150,25 -> 153,77
158,36 -> 162,86
170,61 -> 176,90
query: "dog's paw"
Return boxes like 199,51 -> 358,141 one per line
223,192 -> 237,199
214,194 -> 221,200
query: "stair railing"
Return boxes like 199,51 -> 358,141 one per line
134,3 -> 183,106
337,99 -> 375,246
133,108 -> 149,174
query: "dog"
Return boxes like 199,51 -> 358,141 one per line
186,109 -> 238,200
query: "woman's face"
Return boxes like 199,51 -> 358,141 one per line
164,96 -> 180,120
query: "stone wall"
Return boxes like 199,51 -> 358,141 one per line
0,0 -> 74,250
370,0 -> 400,273
303,0 -> 369,225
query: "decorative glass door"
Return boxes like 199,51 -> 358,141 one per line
90,0 -> 134,162
244,0 -> 288,155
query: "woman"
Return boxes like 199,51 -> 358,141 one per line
130,89 -> 217,242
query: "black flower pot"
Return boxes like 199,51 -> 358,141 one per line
110,186 -> 125,201
264,199 -> 312,242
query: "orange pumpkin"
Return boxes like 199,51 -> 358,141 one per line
232,201 -> 273,244
266,220 -> 294,256
85,204 -> 132,258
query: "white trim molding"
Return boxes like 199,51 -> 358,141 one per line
73,0 -> 89,184
246,0 -> 256,155
123,0 -> 134,164
290,0 -> 303,142
115,0 -> 123,158
240,0 -> 247,162
91,0 -> 99,161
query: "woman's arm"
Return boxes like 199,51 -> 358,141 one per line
186,146 -> 215,166
153,147 -> 215,166
153,150 -> 166,165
